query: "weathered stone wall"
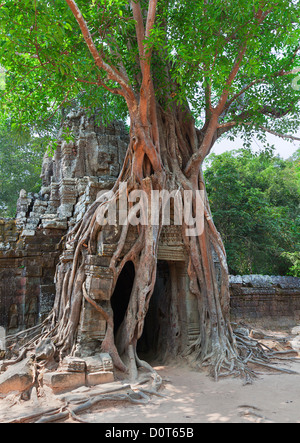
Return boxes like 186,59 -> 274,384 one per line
0,111 -> 129,334
230,275 -> 300,323
0,219 -> 64,331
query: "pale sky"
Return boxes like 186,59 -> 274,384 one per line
213,132 -> 299,159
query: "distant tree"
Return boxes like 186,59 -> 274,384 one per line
205,149 -> 300,276
0,125 -> 45,217
282,252 -> 300,277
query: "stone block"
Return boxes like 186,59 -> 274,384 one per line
84,354 -> 113,373
43,371 -> 86,394
21,230 -> 36,237
40,284 -> 56,295
87,372 -> 114,387
58,204 -> 74,219
25,265 -> 43,277
84,356 -> 104,373
0,357 -> 35,395
85,275 -> 114,301
60,356 -> 86,373
101,353 -> 114,372
42,219 -> 68,230
39,293 -> 55,316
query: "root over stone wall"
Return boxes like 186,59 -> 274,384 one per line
0,110 -> 129,335
0,111 -> 300,339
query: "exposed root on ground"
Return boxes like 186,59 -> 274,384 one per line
234,328 -> 299,376
184,326 -> 300,384
4,370 -> 164,424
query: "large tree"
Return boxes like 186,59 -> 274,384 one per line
1,0 -> 300,379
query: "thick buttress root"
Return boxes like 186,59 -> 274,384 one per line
3,173 -> 297,385
4,173 -> 164,381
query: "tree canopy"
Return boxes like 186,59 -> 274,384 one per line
0,0 -> 299,141
205,148 -> 300,276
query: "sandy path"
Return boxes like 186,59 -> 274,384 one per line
1,363 -> 300,423
79,363 -> 300,424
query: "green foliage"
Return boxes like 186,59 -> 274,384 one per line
0,124 -> 45,217
0,66 -> 5,91
281,252 -> 300,277
0,0 -> 131,129
155,0 -> 300,133
0,0 -> 299,138
205,149 -> 300,276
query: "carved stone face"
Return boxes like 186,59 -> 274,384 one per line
40,153 -> 54,186
97,151 -> 117,176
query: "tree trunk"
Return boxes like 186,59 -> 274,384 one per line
45,101 -> 244,380
5,102 -> 245,381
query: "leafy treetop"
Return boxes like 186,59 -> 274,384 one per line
0,0 -> 299,145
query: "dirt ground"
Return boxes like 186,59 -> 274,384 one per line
1,325 -> 300,424
85,363 -> 300,424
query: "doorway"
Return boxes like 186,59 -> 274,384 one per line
137,260 -> 171,361
110,261 -> 135,336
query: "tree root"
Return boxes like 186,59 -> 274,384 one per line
234,330 -> 300,377
185,326 -> 300,384
5,377 -> 163,424
247,359 -> 299,375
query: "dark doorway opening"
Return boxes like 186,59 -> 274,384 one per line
137,261 -> 171,361
111,261 -> 135,336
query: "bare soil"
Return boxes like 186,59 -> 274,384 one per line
90,362 -> 300,424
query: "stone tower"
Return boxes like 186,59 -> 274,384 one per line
0,110 -> 129,333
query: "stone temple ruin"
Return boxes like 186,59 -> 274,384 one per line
0,111 -> 208,385
0,110 -> 300,393
0,110 -> 129,335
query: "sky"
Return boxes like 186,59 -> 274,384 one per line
213,132 -> 299,159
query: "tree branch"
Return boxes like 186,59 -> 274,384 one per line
255,125 -> 300,142
65,0 -> 136,105
75,76 -> 123,96
140,0 -> 158,127
216,44 -> 248,115
145,0 -> 158,40
130,0 -> 158,129
185,44 -> 249,177
184,8 -> 282,176
215,119 -> 300,143
131,0 -> 146,74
